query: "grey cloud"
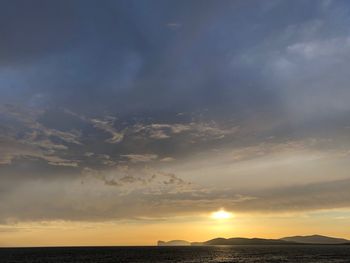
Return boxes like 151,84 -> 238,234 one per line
233,178 -> 350,213
120,154 -> 158,163
0,105 -> 81,168
85,165 -> 190,190
131,121 -> 238,142
0,162 -> 349,222
265,36 -> 350,120
1,104 -> 242,176
231,1 -> 350,124
0,165 -> 194,222
1,0 -> 350,224
133,177 -> 350,216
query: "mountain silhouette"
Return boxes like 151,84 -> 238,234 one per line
191,237 -> 296,246
157,240 -> 191,246
281,235 -> 349,244
158,235 -> 350,246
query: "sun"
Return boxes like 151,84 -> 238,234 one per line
211,209 -> 233,220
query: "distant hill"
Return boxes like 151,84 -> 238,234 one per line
157,240 -> 191,246
192,237 -> 296,246
157,235 -> 350,246
281,235 -> 350,244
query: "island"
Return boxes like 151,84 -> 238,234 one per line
157,235 -> 350,246
157,240 -> 191,246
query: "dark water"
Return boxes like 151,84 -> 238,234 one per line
1,245 -> 350,263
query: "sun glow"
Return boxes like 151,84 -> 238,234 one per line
211,209 -> 233,220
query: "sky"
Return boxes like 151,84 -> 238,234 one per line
1,0 -> 350,246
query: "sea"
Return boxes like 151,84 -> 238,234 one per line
1,245 -> 350,262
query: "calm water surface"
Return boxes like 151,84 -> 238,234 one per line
1,245 -> 350,262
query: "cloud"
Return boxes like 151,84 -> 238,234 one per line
2,0 -> 350,225
0,104 -> 240,176
6,170 -> 350,222
160,157 -> 175,162
234,178 -> 350,213
0,105 -> 81,168
84,165 -> 190,190
90,118 -> 124,144
287,37 -> 350,59
2,100 -> 350,223
132,122 -> 238,141
1,135 -> 350,223
121,154 -> 158,163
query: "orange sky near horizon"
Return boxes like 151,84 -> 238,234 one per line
2,210 -> 350,247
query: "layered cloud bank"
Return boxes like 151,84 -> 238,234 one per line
1,0 -> 350,225
2,104 -> 350,223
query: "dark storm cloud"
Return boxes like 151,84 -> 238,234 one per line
1,0 -> 348,120
0,0 -> 290,114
